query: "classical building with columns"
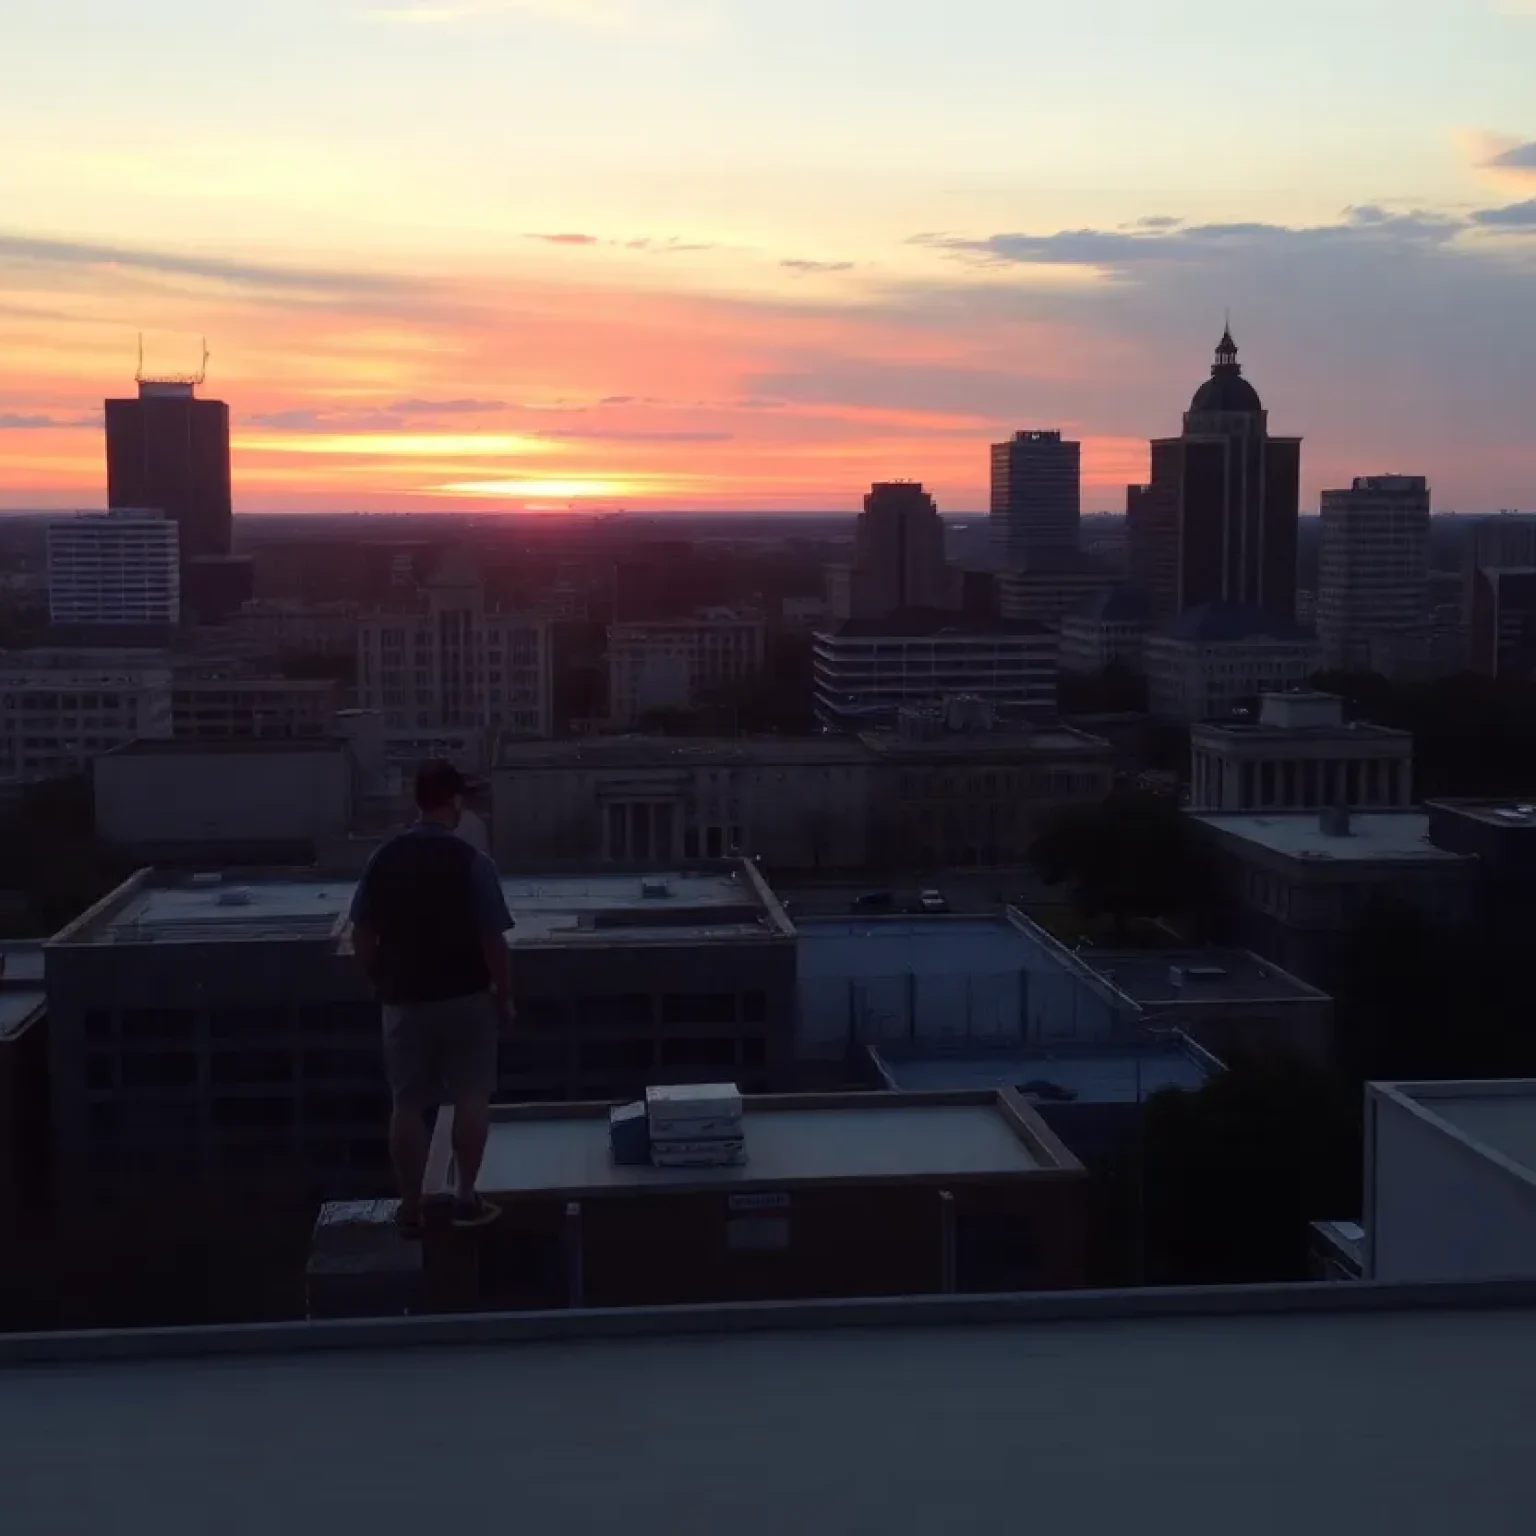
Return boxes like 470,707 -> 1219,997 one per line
1188,691 -> 1413,813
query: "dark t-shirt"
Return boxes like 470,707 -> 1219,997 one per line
349,823 -> 513,1005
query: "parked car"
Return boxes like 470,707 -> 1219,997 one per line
917,889 -> 948,913
851,890 -> 895,912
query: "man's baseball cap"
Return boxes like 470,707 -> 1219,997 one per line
414,759 -> 482,808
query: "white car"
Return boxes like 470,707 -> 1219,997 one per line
918,889 -> 948,913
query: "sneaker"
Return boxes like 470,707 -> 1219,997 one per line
450,1194 -> 500,1229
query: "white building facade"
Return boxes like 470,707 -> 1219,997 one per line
1317,476 -> 1431,675
357,554 -> 552,739
47,509 -> 180,627
812,617 -> 1058,729
608,612 -> 766,726
0,656 -> 174,783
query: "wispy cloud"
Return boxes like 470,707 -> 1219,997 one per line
526,232 -> 718,255
386,397 -> 505,414
0,231 -> 411,298
0,413 -> 97,430
372,0 -> 713,35
780,259 -> 855,274
540,427 -> 733,443
913,206 -> 1475,274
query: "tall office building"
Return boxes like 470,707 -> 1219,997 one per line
105,371 -> 232,565
827,481 -> 957,620
1317,476 -> 1431,674
990,430 -> 1081,570
47,508 -> 180,628
1467,514 -> 1536,677
1134,329 -> 1301,624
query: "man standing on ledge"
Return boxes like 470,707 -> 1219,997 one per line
349,760 -> 514,1235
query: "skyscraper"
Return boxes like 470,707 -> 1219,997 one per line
105,371 -> 232,566
989,430 -> 1081,570
47,508 -> 180,628
827,481 -> 957,619
1467,514 -> 1536,677
1317,476 -> 1431,673
1134,329 -> 1301,624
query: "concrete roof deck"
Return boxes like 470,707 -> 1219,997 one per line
497,735 -> 866,769
56,864 -> 784,947
1090,947 -> 1325,1004
873,1044 -> 1214,1104
1376,1080 -> 1536,1189
453,1091 -> 1075,1198
4,1298 -> 1536,1535
1193,812 -> 1470,864
796,915 -> 1038,980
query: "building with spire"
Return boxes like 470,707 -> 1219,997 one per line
1131,328 -> 1301,626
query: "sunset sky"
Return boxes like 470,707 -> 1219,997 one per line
3,0 -> 1535,514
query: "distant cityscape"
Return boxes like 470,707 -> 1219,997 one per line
1,322 -> 1535,1344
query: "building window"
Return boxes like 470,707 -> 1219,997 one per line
726,1215 -> 790,1252
578,1039 -> 655,1072
120,1052 -> 198,1089
660,1037 -> 737,1069
119,1007 -> 199,1045
577,994 -> 653,1030
212,1051 -> 294,1087
740,990 -> 767,1024
212,1005 -> 286,1041
212,1098 -> 294,1130
662,993 -> 736,1027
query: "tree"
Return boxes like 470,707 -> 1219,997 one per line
1057,661 -> 1148,716
1138,1055 -> 1360,1284
1029,788 -> 1197,938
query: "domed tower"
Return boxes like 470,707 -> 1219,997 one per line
1128,325 -> 1301,624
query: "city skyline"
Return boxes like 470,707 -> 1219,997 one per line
3,0 -> 1535,514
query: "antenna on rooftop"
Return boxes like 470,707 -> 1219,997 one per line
135,334 -> 209,389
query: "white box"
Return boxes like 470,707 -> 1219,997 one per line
649,1114 -> 742,1141
646,1083 -> 742,1121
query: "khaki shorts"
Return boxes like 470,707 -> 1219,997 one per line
382,990 -> 499,1111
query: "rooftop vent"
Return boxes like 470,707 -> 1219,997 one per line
215,887 -> 252,907
189,872 -> 223,887
640,878 -> 671,900
1320,805 -> 1352,838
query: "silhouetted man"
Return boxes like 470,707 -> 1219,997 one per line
349,760 -> 514,1235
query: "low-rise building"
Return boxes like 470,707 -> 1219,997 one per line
1190,809 -> 1479,984
493,715 -> 1112,874
93,738 -> 357,864
1058,587 -> 1150,674
996,555 -> 1119,630
0,944 -> 47,1237
357,550 -> 551,737
172,676 -> 339,740
1189,691 -> 1413,812
1086,946 -> 1333,1063
1424,798 -> 1536,946
0,652 -> 174,784
868,1038 -> 1218,1168
44,861 -> 795,1213
607,611 -> 767,726
418,1089 -> 1087,1312
1145,602 -> 1321,722
812,610 -> 1057,729
859,715 -> 1113,869
494,736 -> 870,869
1360,1078 -> 1536,1282
227,601 -> 361,660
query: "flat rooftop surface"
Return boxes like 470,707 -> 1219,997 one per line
6,1308 -> 1536,1535
498,870 -> 776,944
72,869 -> 776,946
1194,812 -> 1466,863
878,1049 -> 1212,1104
0,989 -> 45,1041
797,916 -> 1033,978
1090,948 -> 1319,1003
478,1100 -> 1048,1193
497,736 -> 864,767
1400,1083 -> 1536,1182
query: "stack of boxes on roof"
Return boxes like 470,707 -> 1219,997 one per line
610,1082 -> 745,1168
